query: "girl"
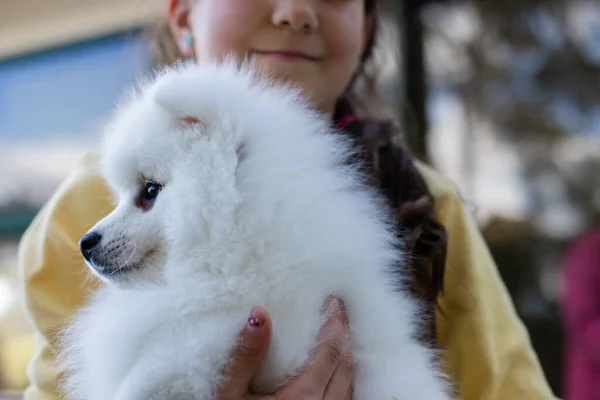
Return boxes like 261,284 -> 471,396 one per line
18,0 -> 557,399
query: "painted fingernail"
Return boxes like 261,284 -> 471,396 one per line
247,308 -> 262,329
322,295 -> 339,313
322,295 -> 334,312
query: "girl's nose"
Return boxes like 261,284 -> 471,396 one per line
272,0 -> 319,33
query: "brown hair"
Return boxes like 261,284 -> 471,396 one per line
148,0 -> 447,343
337,0 -> 447,345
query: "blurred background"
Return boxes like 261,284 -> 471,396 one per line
0,0 -> 598,398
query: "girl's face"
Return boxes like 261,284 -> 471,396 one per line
170,0 -> 372,115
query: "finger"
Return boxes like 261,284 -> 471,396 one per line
218,307 -> 272,400
323,338 -> 354,399
296,297 -> 349,395
245,395 -> 276,400
324,300 -> 353,399
245,394 -> 276,400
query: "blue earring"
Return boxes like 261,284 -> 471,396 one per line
182,34 -> 193,52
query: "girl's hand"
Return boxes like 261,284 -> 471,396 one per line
217,298 -> 354,400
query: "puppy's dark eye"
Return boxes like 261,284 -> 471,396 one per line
135,181 -> 163,211
144,183 -> 161,200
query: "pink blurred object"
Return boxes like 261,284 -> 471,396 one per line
561,226 -> 600,400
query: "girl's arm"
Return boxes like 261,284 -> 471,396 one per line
417,162 -> 558,400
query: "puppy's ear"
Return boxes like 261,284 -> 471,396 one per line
177,116 -> 207,131
154,70 -> 205,118
154,79 -> 208,131
181,117 -> 200,124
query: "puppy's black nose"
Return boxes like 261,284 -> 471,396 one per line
80,232 -> 102,261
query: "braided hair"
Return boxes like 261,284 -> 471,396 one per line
335,0 -> 448,344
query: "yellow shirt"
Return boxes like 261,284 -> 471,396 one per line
17,151 -> 557,399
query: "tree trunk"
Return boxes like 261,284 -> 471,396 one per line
399,0 -> 430,163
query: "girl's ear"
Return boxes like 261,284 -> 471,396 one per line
168,0 -> 195,56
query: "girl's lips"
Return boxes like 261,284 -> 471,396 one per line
253,50 -> 321,61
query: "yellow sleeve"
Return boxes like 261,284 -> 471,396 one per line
17,152 -> 111,400
416,163 -> 557,399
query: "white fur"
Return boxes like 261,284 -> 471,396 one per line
58,60 -> 452,400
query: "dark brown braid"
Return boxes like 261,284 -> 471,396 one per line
333,0 -> 448,344
334,104 -> 447,345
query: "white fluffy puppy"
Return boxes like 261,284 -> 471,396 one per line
58,60 -> 451,400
